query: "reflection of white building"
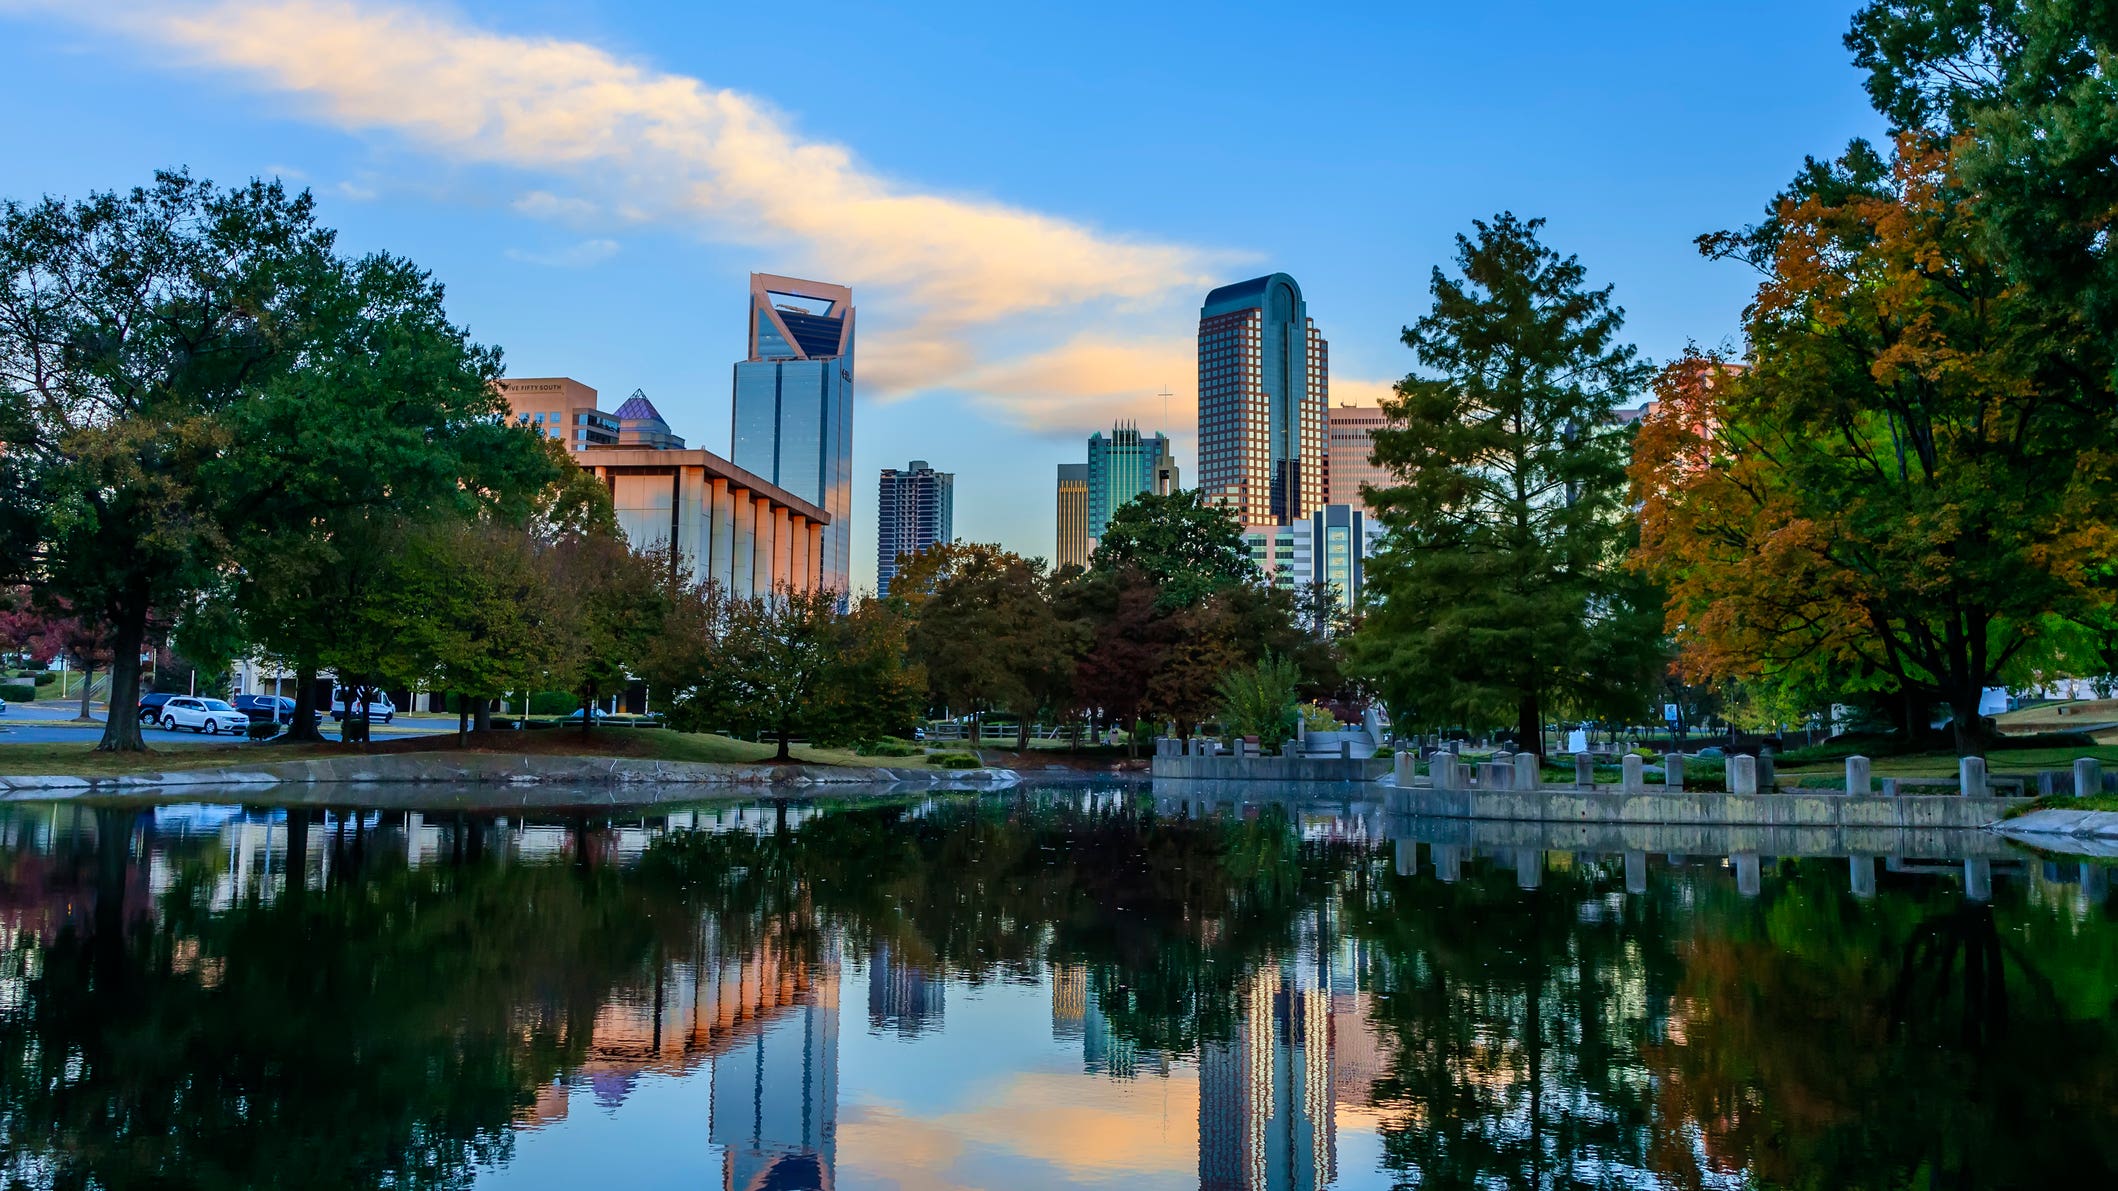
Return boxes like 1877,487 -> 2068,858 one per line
867,940 -> 944,1037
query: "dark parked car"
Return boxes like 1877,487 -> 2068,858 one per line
137,692 -> 177,724
233,694 -> 320,728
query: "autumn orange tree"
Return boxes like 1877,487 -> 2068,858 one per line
1632,136 -> 2118,754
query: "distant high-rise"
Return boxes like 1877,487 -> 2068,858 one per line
732,274 -> 855,594
1198,274 -> 1326,525
1325,405 -> 1388,515
1086,421 -> 1179,546
1055,463 -> 1090,571
876,460 -> 954,596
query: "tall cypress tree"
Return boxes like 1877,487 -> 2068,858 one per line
1353,213 -> 1656,756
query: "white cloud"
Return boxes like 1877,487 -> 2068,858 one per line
6,0 -> 1243,431
504,238 -> 620,268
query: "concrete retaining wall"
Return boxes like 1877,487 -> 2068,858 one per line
1386,785 -> 2017,829
1151,755 -> 1391,783
0,752 -> 1019,794
1395,813 -> 2024,860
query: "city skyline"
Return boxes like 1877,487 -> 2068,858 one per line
0,0 -> 1887,593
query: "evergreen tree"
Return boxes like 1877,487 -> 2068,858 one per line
1353,214 -> 1655,756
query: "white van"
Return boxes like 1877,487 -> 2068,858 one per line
329,689 -> 396,724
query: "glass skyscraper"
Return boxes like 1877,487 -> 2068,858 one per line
1198,274 -> 1327,526
731,274 -> 855,594
876,460 -> 954,596
1086,420 -> 1179,546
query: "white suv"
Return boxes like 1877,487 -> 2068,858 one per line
329,690 -> 396,724
158,697 -> 247,735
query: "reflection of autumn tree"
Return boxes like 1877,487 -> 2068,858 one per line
1345,855 -> 1685,1190
1644,865 -> 2118,1188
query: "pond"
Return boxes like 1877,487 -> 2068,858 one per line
0,784 -> 2112,1188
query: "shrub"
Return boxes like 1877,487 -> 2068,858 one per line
0,683 -> 34,704
933,752 -> 981,769
856,739 -> 921,758
31,672 -> 54,687
527,690 -> 578,716
247,722 -> 280,741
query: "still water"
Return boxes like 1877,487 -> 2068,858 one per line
0,785 -> 2113,1189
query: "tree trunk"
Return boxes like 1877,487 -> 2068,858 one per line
94,621 -> 147,752
1516,690 -> 1543,764
474,699 -> 492,732
1950,685 -> 1987,758
581,683 -> 596,739
284,665 -> 326,743
457,694 -> 470,746
775,728 -> 792,762
1016,715 -> 1030,753
74,660 -> 96,722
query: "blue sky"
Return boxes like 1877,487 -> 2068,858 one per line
0,1 -> 1883,593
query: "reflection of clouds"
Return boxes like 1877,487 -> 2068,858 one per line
840,1070 -> 1200,1188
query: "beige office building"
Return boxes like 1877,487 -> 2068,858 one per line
1055,463 -> 1090,571
498,377 -> 830,598
1326,404 -> 1390,515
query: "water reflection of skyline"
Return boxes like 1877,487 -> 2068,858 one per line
0,791 -> 2107,1190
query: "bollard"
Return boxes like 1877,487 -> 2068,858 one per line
1728,754 -> 1759,796
1394,838 -> 1418,878
1733,853 -> 1762,897
2075,757 -> 2103,799
1757,752 -> 1776,792
1574,752 -> 1594,790
1624,850 -> 1648,895
1849,854 -> 1877,898
1514,752 -> 1540,792
1959,755 -> 1988,798
1879,776 -> 1899,798
1964,859 -> 1992,902
1621,754 -> 1645,794
1664,752 -> 1685,791
1394,749 -> 1416,788
1845,755 -> 1872,796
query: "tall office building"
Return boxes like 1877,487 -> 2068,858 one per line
1055,463 -> 1090,571
1242,504 -> 1381,617
1325,405 -> 1388,515
1086,421 -> 1180,545
876,460 -> 954,596
732,274 -> 855,594
1198,274 -> 1327,526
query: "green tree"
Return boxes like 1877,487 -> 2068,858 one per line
1214,653 -> 1301,749
545,531 -> 668,736
892,542 -> 1082,750
393,519 -> 566,744
1090,489 -> 1257,611
0,172 -> 340,750
1355,213 -> 1655,757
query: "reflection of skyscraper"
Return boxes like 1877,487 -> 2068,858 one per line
866,940 -> 945,1036
1052,963 -> 1088,1039
711,941 -> 841,1191
1197,966 -> 1337,1191
732,273 -> 855,594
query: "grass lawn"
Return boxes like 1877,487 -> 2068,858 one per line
1776,744 -> 2118,778
0,727 -> 932,777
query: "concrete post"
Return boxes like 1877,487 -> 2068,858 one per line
1434,844 -> 1463,883
1394,838 -> 1418,877
1734,853 -> 1762,897
2075,757 -> 2103,798
1728,755 -> 1758,796
1394,749 -> 1416,788
1574,752 -> 1594,790
1845,755 -> 1872,796
1514,752 -> 1540,792
1341,740 -> 1353,760
1757,752 -> 1776,792
1481,761 -> 1509,790
1964,859 -> 1992,902
1621,754 -> 1645,794
1959,755 -> 1988,798
1515,849 -> 1543,890
1879,777 -> 1899,798
1624,850 -> 1647,895
1664,752 -> 1685,791
1849,854 -> 1877,898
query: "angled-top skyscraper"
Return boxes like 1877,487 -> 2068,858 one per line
732,274 -> 855,594
1197,274 -> 1327,525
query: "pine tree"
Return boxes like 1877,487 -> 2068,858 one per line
1353,214 -> 1656,756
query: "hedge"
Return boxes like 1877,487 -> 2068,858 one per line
933,752 -> 981,769
0,683 -> 36,703
31,672 -> 55,687
527,690 -> 579,716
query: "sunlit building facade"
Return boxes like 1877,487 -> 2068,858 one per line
1055,463 -> 1090,571
1198,274 -> 1327,526
732,274 -> 855,595
1086,421 -> 1180,545
1325,404 -> 1388,515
